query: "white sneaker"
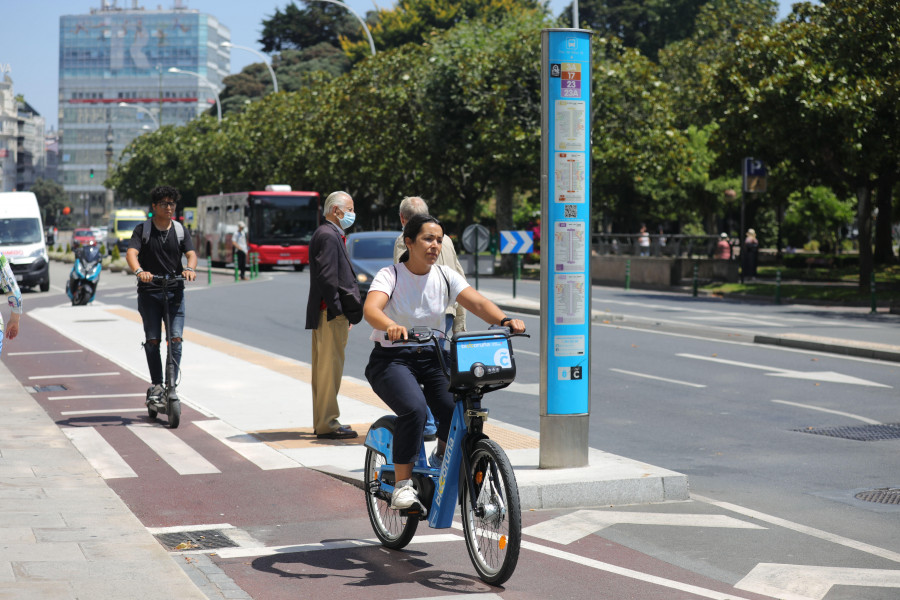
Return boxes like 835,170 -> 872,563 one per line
391,480 -> 426,515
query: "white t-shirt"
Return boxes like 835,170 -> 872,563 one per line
368,263 -> 470,347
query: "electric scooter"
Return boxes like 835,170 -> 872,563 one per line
66,242 -> 102,306
145,274 -> 184,429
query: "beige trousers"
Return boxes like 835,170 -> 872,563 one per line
311,310 -> 349,435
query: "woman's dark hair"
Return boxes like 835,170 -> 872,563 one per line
150,185 -> 181,205
399,213 -> 442,263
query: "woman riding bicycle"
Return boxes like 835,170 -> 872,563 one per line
363,213 -> 525,513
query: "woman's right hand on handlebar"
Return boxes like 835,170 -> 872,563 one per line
506,319 -> 526,334
385,323 -> 408,342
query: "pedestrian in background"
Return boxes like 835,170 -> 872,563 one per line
743,228 -> 759,279
393,196 -> 466,441
305,191 -> 362,440
125,185 -> 197,405
0,251 -> 22,357
715,232 -> 732,260
637,224 -> 650,256
233,221 -> 248,280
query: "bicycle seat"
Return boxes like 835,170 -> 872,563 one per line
448,330 -> 516,393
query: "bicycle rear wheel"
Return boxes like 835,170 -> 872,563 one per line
461,439 -> 521,586
364,447 -> 417,549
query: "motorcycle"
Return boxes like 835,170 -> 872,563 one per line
66,242 -> 102,306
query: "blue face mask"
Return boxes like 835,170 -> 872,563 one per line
338,208 -> 356,230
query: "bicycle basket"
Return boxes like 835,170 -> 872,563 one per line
448,330 -> 516,392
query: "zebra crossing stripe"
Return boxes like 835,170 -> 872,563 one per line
194,420 -> 300,470
63,427 -> 137,479
127,423 -> 221,475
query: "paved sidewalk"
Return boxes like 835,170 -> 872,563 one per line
0,361 -> 207,600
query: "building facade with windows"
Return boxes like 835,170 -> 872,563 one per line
0,75 -> 47,193
59,1 -> 229,224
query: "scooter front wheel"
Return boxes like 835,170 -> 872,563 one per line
167,399 -> 180,429
461,439 -> 521,586
364,447 -> 417,549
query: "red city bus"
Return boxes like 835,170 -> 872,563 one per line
196,186 -> 320,270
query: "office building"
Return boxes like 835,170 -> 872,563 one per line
59,0 -> 230,223
0,75 -> 46,193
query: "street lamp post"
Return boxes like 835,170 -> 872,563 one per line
118,102 -> 159,129
168,67 -> 222,123
309,0 -> 376,56
220,42 -> 279,93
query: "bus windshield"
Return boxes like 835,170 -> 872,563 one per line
250,194 -> 318,245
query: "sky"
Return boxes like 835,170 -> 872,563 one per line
1,0 -> 800,132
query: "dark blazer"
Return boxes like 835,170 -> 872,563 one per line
305,221 -> 363,329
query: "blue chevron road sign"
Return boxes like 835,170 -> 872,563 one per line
500,230 -> 534,254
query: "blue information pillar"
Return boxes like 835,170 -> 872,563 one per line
539,29 -> 592,468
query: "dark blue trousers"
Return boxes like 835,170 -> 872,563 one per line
365,344 -> 455,464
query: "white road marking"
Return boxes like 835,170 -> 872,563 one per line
506,382 -> 539,395
610,368 -> 706,388
60,408 -> 146,416
127,423 -> 220,475
514,348 -> 540,357
28,371 -> 120,380
194,419 -> 301,470
147,522 -> 238,534
677,353 -> 890,387
6,349 -> 83,356
736,563 -> 900,600
595,321 -> 896,367
693,494 -> 900,564
215,533 -> 462,558
519,540 -> 757,600
523,509 -> 764,545
63,427 -> 137,479
49,393 -> 146,401
771,399 -> 882,425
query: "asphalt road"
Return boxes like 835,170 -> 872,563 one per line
21,259 -> 900,599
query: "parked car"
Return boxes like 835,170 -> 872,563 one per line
345,230 -> 402,296
72,228 -> 96,249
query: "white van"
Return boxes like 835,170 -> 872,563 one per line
0,192 -> 50,292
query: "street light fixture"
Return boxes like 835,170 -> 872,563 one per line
309,0 -> 376,57
168,67 -> 222,123
220,42 -> 279,93
118,102 -> 159,129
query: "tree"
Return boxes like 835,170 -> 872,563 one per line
709,0 -> 900,289
783,186 -> 855,253
31,178 -> 66,226
558,0 -> 709,61
341,0 -> 544,62
259,1 -> 366,52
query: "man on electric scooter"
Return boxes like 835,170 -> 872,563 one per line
126,185 -> 198,405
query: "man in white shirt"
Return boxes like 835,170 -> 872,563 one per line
233,221 -> 248,280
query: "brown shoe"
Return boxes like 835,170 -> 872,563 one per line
316,425 -> 358,440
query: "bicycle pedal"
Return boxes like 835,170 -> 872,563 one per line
400,503 -> 427,518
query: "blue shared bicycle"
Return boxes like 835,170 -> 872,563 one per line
363,326 -> 527,585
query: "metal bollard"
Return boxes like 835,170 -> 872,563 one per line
870,271 -> 877,313
625,259 -> 631,291
775,269 -> 781,305
252,253 -> 259,279
207,257 -> 212,286
692,262 -> 698,297
234,257 -> 239,282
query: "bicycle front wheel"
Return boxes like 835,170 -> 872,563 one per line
461,439 -> 521,586
364,447 -> 417,549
